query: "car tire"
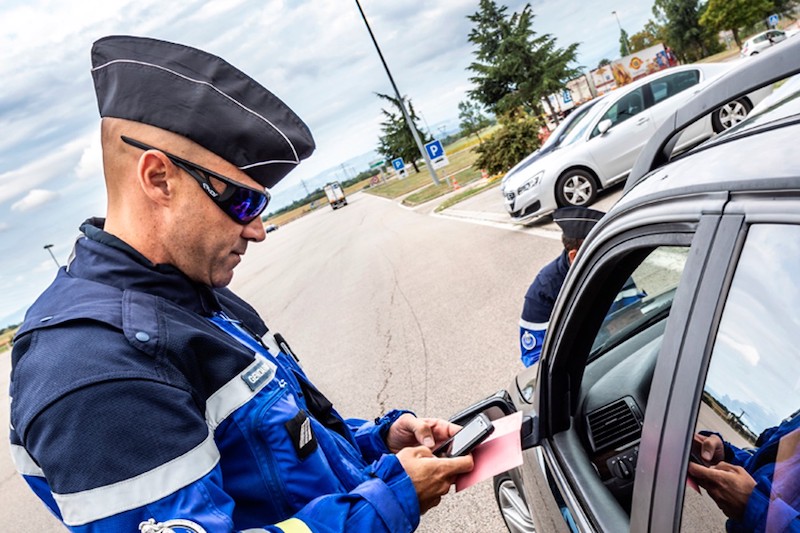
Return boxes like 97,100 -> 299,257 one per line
555,169 -> 597,207
712,97 -> 752,133
494,473 -> 536,533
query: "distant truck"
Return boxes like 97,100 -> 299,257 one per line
323,181 -> 348,209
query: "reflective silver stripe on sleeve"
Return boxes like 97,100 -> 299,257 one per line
9,444 -> 44,477
519,318 -> 548,331
53,431 -> 220,526
615,288 -> 641,299
205,355 -> 276,431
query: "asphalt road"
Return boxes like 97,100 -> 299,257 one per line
0,184 -> 624,532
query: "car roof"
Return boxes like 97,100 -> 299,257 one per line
624,37 -> 800,197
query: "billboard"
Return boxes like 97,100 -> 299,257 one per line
590,44 -> 677,95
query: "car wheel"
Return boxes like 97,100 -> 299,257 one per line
555,169 -> 597,207
712,97 -> 752,132
494,473 -> 536,533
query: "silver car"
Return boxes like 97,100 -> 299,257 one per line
501,63 -> 771,221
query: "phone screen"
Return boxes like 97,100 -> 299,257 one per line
434,415 -> 492,457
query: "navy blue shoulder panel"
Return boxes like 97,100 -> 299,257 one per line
16,271 -> 124,337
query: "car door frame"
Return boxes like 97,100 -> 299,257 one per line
646,194 -> 800,530
529,196 -> 729,531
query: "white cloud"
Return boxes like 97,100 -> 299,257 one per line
11,189 -> 60,212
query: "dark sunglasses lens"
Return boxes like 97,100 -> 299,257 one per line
226,186 -> 268,223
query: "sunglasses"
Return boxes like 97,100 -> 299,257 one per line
121,136 -> 270,224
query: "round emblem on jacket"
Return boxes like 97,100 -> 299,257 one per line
521,331 -> 536,350
139,518 -> 206,533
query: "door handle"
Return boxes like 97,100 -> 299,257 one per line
636,117 -> 649,125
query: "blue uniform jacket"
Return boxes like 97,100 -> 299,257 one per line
9,219 -> 419,532
519,251 -> 569,367
710,414 -> 800,532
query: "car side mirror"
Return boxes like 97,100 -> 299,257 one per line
449,389 -> 517,426
597,119 -> 613,135
447,389 -> 541,449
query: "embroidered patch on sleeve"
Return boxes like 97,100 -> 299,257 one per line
285,411 -> 318,460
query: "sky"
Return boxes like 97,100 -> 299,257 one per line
0,0 -> 654,328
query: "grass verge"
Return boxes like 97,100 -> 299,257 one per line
434,178 -> 502,212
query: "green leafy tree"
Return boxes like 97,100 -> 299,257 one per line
466,0 -> 581,124
700,0 -> 775,47
597,58 -> 612,68
458,99 -> 492,143
619,28 -> 631,56
629,20 -> 668,52
375,93 -> 430,173
653,0 -> 723,62
473,108 -> 543,175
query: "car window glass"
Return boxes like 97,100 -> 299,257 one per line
649,70 -> 701,106
681,224 -> 800,532
578,246 -> 689,516
590,247 -> 687,360
591,87 -> 646,137
542,99 -> 600,149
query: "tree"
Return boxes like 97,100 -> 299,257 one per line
700,0 -> 775,47
629,20 -> 667,52
597,58 -> 612,68
466,0 -> 581,124
653,0 -> 723,62
458,99 -> 492,142
473,108 -> 543,175
619,28 -> 631,56
375,93 -> 430,173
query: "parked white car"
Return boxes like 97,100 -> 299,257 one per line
740,29 -> 790,57
501,63 -> 771,221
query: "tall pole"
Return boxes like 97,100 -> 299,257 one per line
43,244 -> 60,268
354,0 -> 440,185
612,11 -> 630,57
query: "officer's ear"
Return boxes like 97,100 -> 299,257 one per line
136,150 -> 175,207
568,248 -> 579,265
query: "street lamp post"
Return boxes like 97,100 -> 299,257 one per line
612,11 -> 630,57
43,244 -> 60,268
354,0 -> 441,185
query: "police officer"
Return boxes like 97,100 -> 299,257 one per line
9,36 -> 472,533
519,207 -> 604,367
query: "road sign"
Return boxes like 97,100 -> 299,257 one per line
369,159 -> 386,169
562,89 -> 572,104
391,158 -> 405,171
768,13 -> 779,27
424,140 -> 449,170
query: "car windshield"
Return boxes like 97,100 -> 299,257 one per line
541,98 -> 603,150
560,99 -> 608,146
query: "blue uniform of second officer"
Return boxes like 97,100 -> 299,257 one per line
519,207 -> 604,367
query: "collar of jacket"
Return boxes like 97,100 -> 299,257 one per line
72,217 -> 221,315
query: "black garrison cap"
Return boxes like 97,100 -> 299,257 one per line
91,35 -> 315,188
553,207 -> 605,240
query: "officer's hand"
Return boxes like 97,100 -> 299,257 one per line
395,445 -> 474,514
687,461 -> 756,520
693,433 -> 725,466
385,414 -> 460,453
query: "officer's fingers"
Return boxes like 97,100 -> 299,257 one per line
411,420 -> 436,448
442,453 -> 475,475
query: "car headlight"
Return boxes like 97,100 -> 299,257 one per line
517,171 -> 544,195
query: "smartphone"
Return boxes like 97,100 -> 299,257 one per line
433,413 -> 494,458
689,451 -> 709,467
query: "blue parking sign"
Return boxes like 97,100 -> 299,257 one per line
424,140 -> 445,160
392,158 -> 405,171
768,13 -> 779,27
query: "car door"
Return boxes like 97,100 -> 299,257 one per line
585,86 -> 657,183
643,68 -> 710,149
644,195 -> 800,531
514,197 -> 727,532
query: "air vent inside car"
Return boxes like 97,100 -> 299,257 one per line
586,396 -> 643,452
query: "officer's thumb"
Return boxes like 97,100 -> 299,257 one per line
414,422 -> 435,448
